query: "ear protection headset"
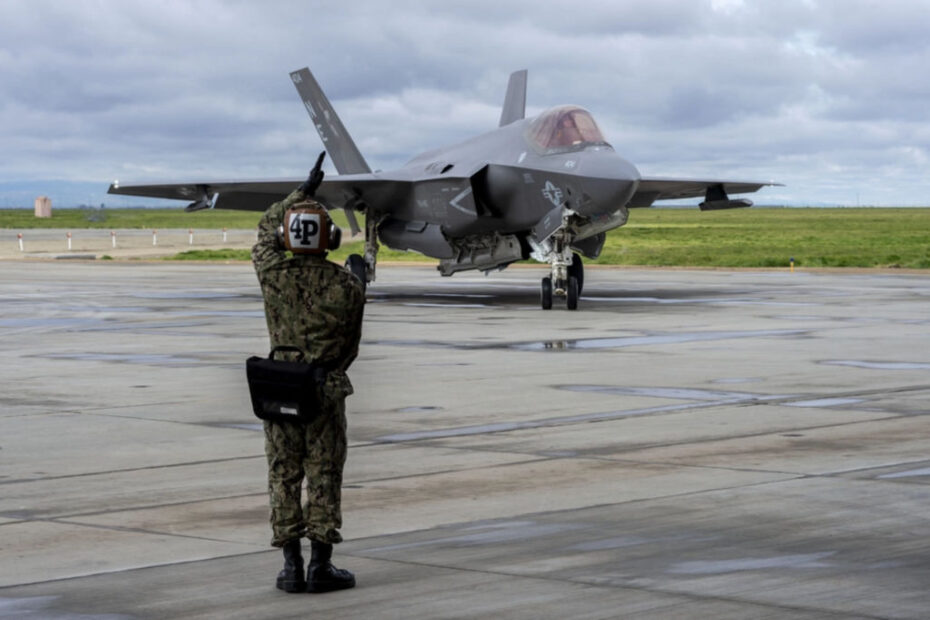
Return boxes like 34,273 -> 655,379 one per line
278,203 -> 342,254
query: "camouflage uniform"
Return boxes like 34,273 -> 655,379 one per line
252,188 -> 365,547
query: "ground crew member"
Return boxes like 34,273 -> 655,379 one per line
251,154 -> 365,593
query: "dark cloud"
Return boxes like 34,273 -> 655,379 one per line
2,0 -> 929,206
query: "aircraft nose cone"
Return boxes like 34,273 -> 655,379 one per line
572,152 -> 640,216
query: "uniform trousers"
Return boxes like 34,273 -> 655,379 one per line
263,395 -> 347,546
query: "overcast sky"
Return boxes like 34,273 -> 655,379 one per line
2,0 -> 929,206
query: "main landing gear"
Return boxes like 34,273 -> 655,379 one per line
541,252 -> 584,310
344,211 -> 380,294
345,254 -> 366,292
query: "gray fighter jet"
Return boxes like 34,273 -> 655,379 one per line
109,67 -> 778,310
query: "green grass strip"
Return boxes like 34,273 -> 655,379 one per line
598,208 -> 930,269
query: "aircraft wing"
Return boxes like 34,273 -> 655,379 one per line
630,178 -> 780,208
107,179 -> 300,211
107,173 -> 414,213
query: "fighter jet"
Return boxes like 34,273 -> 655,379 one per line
108,67 -> 778,310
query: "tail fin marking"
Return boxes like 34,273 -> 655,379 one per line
290,68 -> 371,175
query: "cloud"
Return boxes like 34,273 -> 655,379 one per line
1,0 -> 929,206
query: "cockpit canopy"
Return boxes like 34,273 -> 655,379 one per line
525,105 -> 610,154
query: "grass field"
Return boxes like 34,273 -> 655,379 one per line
4,207 -> 929,268
596,207 -> 930,269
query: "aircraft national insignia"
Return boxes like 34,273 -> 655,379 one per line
542,181 -> 563,207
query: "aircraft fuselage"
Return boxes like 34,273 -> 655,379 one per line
367,109 -> 640,262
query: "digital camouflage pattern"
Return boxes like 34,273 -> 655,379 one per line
263,395 -> 347,544
252,188 -> 365,546
252,188 -> 365,375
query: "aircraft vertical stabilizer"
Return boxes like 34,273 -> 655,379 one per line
290,67 -> 371,175
498,69 -> 527,127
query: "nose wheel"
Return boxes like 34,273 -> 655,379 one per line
567,275 -> 579,310
540,253 -> 583,310
568,252 -> 584,295
541,277 -> 553,309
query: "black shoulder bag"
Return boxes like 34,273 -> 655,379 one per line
246,345 -> 328,424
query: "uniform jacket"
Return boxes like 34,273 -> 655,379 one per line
252,189 -> 365,398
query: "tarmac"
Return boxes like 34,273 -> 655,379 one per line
1,257 -> 929,619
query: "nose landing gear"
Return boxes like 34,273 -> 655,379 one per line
540,250 -> 584,311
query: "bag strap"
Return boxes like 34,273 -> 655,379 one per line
269,345 -> 305,361
268,346 -> 340,382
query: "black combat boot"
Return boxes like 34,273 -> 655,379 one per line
275,539 -> 307,593
307,540 -> 356,593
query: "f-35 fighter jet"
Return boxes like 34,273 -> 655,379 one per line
109,67 -> 778,310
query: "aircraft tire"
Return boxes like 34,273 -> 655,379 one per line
569,253 -> 584,295
567,276 -> 579,310
541,277 -> 553,310
345,254 -> 367,292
